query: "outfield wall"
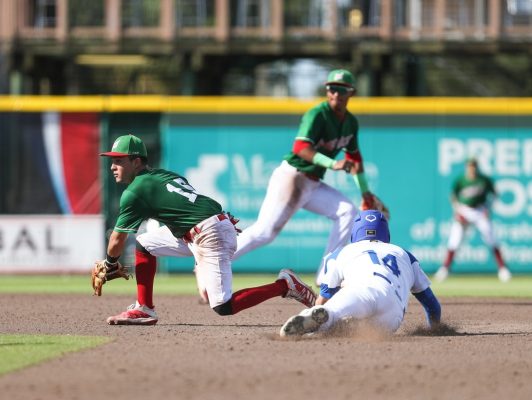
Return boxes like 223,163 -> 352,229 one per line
1,96 -> 531,274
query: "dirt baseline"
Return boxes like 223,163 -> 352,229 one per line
2,294 -> 532,400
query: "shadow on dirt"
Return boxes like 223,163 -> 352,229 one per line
407,323 -> 528,337
408,322 -> 464,336
159,323 -> 279,328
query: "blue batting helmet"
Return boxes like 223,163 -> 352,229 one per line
350,210 -> 390,243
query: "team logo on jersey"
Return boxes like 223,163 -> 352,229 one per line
316,135 -> 353,152
365,214 -> 377,222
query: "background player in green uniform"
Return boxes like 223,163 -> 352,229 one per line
99,134 -> 316,325
434,158 -> 511,282
233,69 -> 379,283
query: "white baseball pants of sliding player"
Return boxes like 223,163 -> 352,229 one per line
233,160 -> 357,265
447,204 -> 498,250
136,217 -> 237,308
318,279 -> 405,333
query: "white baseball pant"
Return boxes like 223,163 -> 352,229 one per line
319,279 -> 404,333
447,204 -> 498,250
137,216 -> 237,308
234,160 -> 357,264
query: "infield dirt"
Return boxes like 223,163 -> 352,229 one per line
2,294 -> 532,400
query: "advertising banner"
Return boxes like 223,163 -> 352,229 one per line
1,98 -> 531,276
364,126 -> 532,275
162,117 -> 532,275
0,112 -> 101,214
0,215 -> 105,272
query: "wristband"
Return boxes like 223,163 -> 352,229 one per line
352,173 -> 369,193
312,152 -> 335,169
106,254 -> 120,265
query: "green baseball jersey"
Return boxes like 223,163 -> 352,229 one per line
452,173 -> 495,208
114,168 -> 222,237
284,101 -> 359,179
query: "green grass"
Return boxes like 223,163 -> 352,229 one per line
0,273 -> 284,295
430,275 -> 532,298
0,273 -> 531,298
0,334 -> 111,376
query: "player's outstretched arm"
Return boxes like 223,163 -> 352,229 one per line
317,283 -> 339,305
413,287 -> 441,329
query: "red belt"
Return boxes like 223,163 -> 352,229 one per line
304,173 -> 320,181
183,213 -> 228,243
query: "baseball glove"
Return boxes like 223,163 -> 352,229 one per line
360,192 -> 391,220
91,260 -> 131,296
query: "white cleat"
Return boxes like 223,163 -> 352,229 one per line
280,306 -> 329,337
498,267 -> 512,283
433,266 -> 449,283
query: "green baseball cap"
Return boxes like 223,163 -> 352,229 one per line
100,134 -> 147,158
325,69 -> 356,88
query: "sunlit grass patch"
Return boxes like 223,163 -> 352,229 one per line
0,334 -> 111,376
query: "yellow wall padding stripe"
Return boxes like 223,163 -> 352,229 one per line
0,96 -> 531,115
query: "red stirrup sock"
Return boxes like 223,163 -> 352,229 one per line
443,250 -> 455,269
493,247 -> 506,268
135,249 -> 157,309
230,280 -> 287,315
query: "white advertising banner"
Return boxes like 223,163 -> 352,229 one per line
0,215 -> 105,272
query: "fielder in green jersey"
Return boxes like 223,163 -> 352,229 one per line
98,134 -> 316,325
114,168 -> 222,237
451,171 -> 494,208
234,69 -> 380,284
283,100 -> 360,180
434,158 -> 511,282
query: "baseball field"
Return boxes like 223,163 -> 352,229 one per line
1,274 -> 532,400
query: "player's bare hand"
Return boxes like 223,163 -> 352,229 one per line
332,159 -> 353,173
